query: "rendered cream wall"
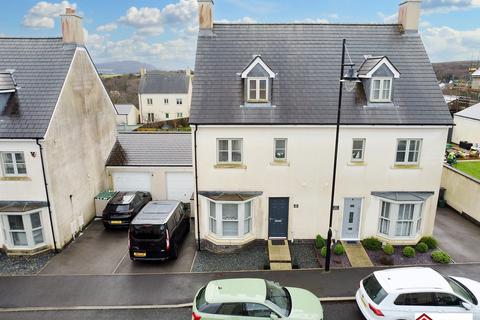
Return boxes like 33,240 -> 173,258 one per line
452,116 -> 480,145
139,93 -> 191,123
195,126 -> 447,244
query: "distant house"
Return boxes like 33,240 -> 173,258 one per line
114,104 -> 138,126
191,0 -> 452,251
138,70 -> 193,123
106,133 -> 194,202
472,68 -> 480,90
452,102 -> 480,145
0,9 -> 117,254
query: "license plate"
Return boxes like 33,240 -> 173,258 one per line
134,252 -> 146,257
110,220 -> 122,224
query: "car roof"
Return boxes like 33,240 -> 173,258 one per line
374,267 -> 452,294
109,192 -> 137,205
131,201 -> 179,225
205,278 -> 267,304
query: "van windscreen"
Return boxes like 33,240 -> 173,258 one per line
130,225 -> 165,239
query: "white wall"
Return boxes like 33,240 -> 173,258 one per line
195,126 -> 447,245
116,108 -> 138,126
452,115 -> 480,145
139,92 -> 191,123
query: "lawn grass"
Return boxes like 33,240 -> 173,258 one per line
454,161 -> 480,180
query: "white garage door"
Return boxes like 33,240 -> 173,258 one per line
166,172 -> 194,202
112,172 -> 152,192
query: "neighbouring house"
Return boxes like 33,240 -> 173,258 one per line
0,9 -> 117,254
114,104 -> 139,126
106,133 -> 194,202
190,0 -> 452,251
472,68 -> 480,90
451,102 -> 480,145
138,70 -> 193,123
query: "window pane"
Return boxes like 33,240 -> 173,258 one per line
372,80 -> 381,100
222,221 -> 238,236
218,140 -> 228,151
353,140 -> 364,150
222,204 -> 238,220
249,80 -> 257,100
219,151 -> 229,162
217,303 -> 244,316
245,303 -> 271,317
15,153 -> 25,163
244,202 -> 251,219
12,232 -> 28,246
259,80 -> 267,100
401,293 -> 435,306
8,215 -> 24,230
4,163 -> 15,174
396,140 -> 407,162
275,139 -> 286,159
435,293 -> 462,306
244,202 -> 251,235
382,79 -> 391,100
231,140 -> 242,152
30,212 -> 42,229
33,229 -> 44,245
232,151 -> 242,162
209,202 -> 216,234
16,164 -> 27,174
3,153 -> 13,163
381,202 -> 390,219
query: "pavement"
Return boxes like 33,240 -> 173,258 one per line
434,206 -> 480,263
40,219 -> 196,275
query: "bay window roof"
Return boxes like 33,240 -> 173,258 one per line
371,191 -> 434,202
199,191 -> 262,201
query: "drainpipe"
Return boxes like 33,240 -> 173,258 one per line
193,124 -> 201,251
36,139 -> 58,253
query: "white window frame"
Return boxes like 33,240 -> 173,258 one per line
378,201 -> 391,235
1,152 -> 27,176
207,199 -> 253,238
0,211 -> 45,249
217,139 -> 243,164
177,112 -> 183,118
176,98 -> 183,105
377,200 -> 423,239
165,113 -> 170,119
147,98 -> 153,105
164,98 -> 169,104
273,138 -> 287,161
147,113 -> 155,122
247,77 -> 269,103
395,138 -> 422,165
351,138 -> 366,162
370,77 -> 392,102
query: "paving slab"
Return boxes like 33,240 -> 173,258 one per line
268,240 -> 291,262
342,242 -> 373,267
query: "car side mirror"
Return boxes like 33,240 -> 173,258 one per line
462,302 -> 472,310
270,313 -> 279,319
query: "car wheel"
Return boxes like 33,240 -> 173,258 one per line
103,222 -> 110,230
185,221 -> 190,234
170,241 -> 179,260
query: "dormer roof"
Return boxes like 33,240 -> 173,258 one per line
357,56 -> 400,79
240,55 -> 276,78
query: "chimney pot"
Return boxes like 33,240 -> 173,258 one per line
61,7 -> 84,45
198,0 -> 214,35
398,0 -> 421,32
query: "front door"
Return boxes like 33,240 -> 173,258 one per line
341,198 -> 362,240
268,197 -> 289,238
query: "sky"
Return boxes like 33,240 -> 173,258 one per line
0,0 -> 479,69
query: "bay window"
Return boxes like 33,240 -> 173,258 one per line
1,212 -> 45,248
207,200 -> 253,238
377,201 -> 423,238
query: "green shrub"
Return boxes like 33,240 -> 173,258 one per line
420,236 -> 438,249
403,246 -> 416,258
379,256 -> 394,266
415,242 -> 429,253
383,244 -> 394,255
333,244 -> 345,255
362,237 -> 382,251
432,250 -> 451,264
315,235 -> 326,249
320,246 -> 327,258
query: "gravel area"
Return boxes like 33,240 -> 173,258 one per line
313,246 -> 352,269
366,246 -> 443,266
191,242 -> 268,272
0,251 -> 54,275
289,243 -> 320,269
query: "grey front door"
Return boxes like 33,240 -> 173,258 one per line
268,197 -> 289,238
341,198 -> 362,240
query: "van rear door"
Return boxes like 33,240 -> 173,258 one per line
130,224 -> 167,256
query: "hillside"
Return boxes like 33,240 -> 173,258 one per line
433,60 -> 478,82
96,60 -> 156,75
101,74 -> 140,106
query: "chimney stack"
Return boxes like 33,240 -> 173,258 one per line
398,0 -> 421,32
61,8 -> 84,45
198,0 -> 214,35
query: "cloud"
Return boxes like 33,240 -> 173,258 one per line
422,26 -> 480,61
422,0 -> 480,14
294,18 -> 329,23
378,12 -> 398,23
217,17 -> 257,23
23,1 -> 76,29
96,22 -> 117,33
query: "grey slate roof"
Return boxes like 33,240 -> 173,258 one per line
114,104 -> 136,115
455,102 -> 480,121
0,72 -> 16,91
0,38 -> 76,138
106,133 -> 192,167
371,191 -> 434,202
190,24 -> 453,126
138,71 -> 190,94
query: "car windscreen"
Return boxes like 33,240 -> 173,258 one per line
445,276 -> 478,305
363,274 -> 388,304
265,280 -> 291,317
195,287 -> 220,314
105,204 -> 129,212
130,224 -> 165,240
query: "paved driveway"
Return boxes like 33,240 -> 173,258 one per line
434,206 -> 480,263
40,219 -> 196,275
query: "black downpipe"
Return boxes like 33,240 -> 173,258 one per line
36,139 -> 58,253
193,125 -> 201,251
325,38 -> 346,272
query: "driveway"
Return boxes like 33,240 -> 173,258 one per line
40,219 -> 196,275
434,206 -> 480,263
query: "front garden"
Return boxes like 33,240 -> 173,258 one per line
361,236 -> 452,266
453,161 -> 480,180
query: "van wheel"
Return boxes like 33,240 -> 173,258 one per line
170,242 -> 179,260
186,222 -> 190,234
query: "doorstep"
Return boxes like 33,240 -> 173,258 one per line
268,240 -> 292,270
341,241 -> 373,268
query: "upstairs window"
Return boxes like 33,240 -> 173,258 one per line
274,138 -> 287,161
247,78 -> 268,102
396,139 -> 421,164
2,152 -> 26,176
176,98 -> 183,105
147,98 -> 153,105
164,98 -> 169,104
370,78 -> 392,102
351,139 -> 366,162
217,139 -> 242,163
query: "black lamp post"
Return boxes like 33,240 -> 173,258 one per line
325,39 -> 359,272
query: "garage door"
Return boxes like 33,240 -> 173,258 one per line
112,172 -> 151,192
166,172 -> 194,202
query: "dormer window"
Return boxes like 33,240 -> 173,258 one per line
370,77 -> 392,102
240,55 -> 276,105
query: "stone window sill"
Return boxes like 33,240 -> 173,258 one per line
214,163 -> 247,169
1,176 -> 31,181
391,164 -> 421,169
348,161 -> 367,166
205,233 -> 256,245
270,160 -> 289,166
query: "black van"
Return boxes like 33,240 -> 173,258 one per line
102,191 -> 152,229
128,201 -> 190,261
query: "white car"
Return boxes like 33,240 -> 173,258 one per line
356,267 -> 480,320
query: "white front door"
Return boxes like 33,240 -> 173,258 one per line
166,172 -> 194,202
341,198 -> 362,240
112,172 -> 151,192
